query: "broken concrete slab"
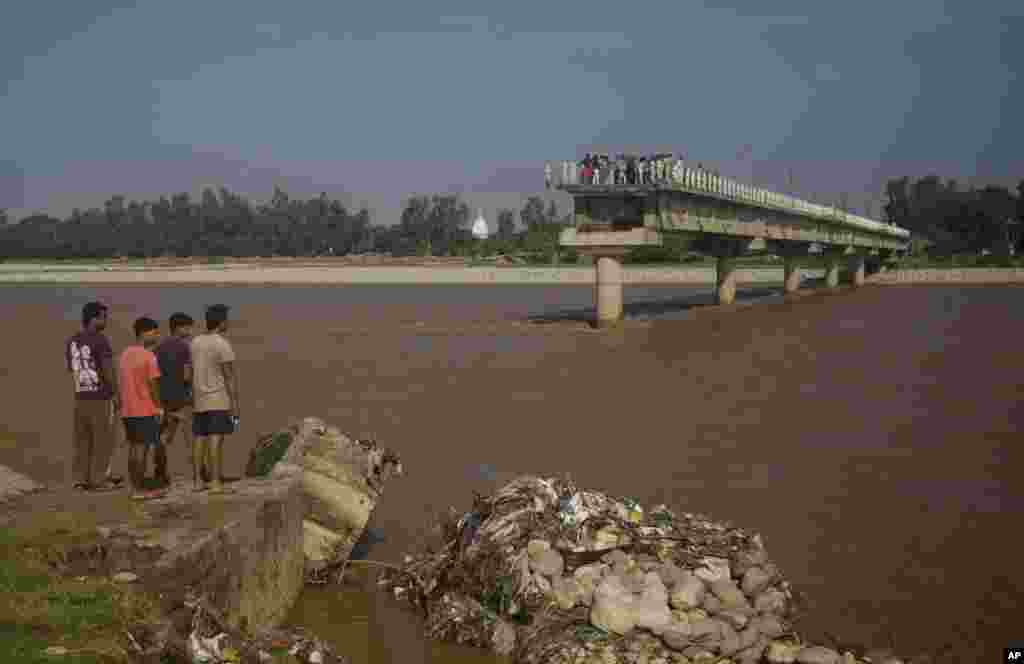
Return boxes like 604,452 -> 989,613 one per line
0,463 -> 46,504
246,417 -> 403,575
95,470 -> 306,635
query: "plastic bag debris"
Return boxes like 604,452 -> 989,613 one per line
378,475 -> 888,664
187,631 -> 228,664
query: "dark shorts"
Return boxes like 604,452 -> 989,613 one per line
193,410 -> 235,437
123,416 -> 161,447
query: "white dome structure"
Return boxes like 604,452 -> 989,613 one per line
471,209 -> 489,240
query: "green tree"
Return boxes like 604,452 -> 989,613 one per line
520,196 -> 546,232
1017,180 -> 1024,223
545,200 -> 559,226
884,177 -> 911,226
497,208 -> 516,243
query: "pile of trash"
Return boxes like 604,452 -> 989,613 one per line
173,592 -> 350,664
378,476 -> 905,664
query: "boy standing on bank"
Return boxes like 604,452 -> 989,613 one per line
118,317 -> 166,500
191,304 -> 239,494
66,301 -> 119,491
155,312 -> 194,487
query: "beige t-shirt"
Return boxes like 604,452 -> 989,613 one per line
190,333 -> 236,412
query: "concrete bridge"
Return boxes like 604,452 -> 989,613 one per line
550,161 -> 912,327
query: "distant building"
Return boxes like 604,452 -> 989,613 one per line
471,209 -> 489,240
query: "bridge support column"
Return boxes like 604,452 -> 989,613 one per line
706,237 -> 753,305
716,256 -> 738,305
822,248 -> 847,289
848,253 -> 867,287
596,254 -> 623,327
584,249 -> 629,328
875,249 -> 894,274
825,261 -> 840,288
767,241 -> 812,294
784,257 -> 801,293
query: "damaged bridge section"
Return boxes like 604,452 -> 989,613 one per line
554,170 -> 911,327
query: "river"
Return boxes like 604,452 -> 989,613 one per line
0,282 -> 1021,662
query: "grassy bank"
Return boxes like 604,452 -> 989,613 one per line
0,526 -> 161,664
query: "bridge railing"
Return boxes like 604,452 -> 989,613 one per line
545,160 -> 910,239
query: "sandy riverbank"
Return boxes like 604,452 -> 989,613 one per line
0,264 -> 808,285
5,260 -> 1024,285
870,267 -> 1024,283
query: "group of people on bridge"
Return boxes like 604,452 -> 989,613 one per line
542,156 -> 900,228
544,154 -> 705,189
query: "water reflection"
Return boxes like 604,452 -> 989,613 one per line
287,568 -> 510,664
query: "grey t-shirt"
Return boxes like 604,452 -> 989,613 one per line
190,333 -> 236,412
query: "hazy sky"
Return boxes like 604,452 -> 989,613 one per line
2,0 -> 1021,225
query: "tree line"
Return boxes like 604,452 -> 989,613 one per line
0,187 -> 572,263
2,176 -> 1022,262
883,177 -> 1024,257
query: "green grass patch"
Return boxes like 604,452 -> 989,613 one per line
247,430 -> 295,478
0,528 -> 161,663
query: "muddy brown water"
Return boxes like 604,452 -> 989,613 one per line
1,283 -> 1021,663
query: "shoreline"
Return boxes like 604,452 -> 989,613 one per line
869,267 -> 1024,284
1,263 -> 1023,286
0,264 -> 806,285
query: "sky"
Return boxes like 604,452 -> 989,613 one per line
1,0 -> 1021,227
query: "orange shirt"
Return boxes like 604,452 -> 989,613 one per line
118,345 -> 161,418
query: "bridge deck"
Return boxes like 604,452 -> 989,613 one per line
545,161 -> 908,321
559,183 -> 909,240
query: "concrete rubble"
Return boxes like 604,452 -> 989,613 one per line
0,463 -> 46,504
379,476 -> 912,664
0,415 -> 401,664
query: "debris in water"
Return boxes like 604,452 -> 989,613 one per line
378,475 -> 903,664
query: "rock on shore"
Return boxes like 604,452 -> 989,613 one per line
0,464 -> 45,504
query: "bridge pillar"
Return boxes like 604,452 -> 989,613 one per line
848,253 -> 867,287
584,249 -> 629,328
784,257 -> 805,293
767,241 -> 811,294
706,237 -> 753,305
825,260 -> 840,288
717,256 -> 738,305
822,247 -> 847,289
596,254 -> 623,327
875,249 -> 894,274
